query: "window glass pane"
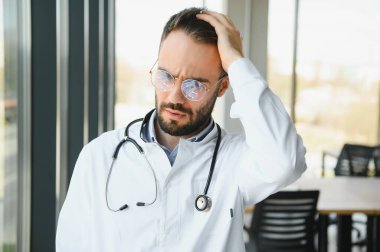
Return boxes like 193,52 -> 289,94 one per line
269,0 -> 380,176
115,0 -> 225,128
0,0 -> 17,250
296,0 -> 380,175
267,0 -> 295,113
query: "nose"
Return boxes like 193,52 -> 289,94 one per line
167,78 -> 186,104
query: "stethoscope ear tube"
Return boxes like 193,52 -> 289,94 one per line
106,120 -> 158,212
126,137 -> 144,154
113,137 -> 144,159
113,139 -> 127,159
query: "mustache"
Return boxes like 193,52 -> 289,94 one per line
160,103 -> 193,116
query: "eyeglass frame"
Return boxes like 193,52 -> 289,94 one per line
149,60 -> 228,102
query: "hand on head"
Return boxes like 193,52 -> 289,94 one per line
196,10 -> 244,71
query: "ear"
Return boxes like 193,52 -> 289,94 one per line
217,77 -> 229,97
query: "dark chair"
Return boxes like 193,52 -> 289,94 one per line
333,144 -> 375,247
374,146 -> 380,177
245,190 -> 319,252
335,144 -> 374,177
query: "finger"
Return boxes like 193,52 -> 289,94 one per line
197,14 -> 224,33
200,10 -> 232,25
196,14 -> 235,35
197,11 -> 240,42
197,13 -> 233,31
198,10 -> 236,29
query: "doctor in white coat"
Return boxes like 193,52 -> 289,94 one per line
56,7 -> 306,252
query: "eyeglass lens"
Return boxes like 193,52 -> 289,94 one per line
151,69 -> 207,101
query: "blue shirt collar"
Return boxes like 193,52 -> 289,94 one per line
138,109 -> 215,166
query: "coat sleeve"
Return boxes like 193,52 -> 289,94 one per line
228,58 -> 307,206
56,146 -> 92,251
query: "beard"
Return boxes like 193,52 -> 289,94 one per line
155,89 -> 219,136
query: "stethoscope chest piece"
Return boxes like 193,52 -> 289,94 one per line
195,195 -> 212,211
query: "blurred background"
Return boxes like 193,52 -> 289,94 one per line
0,0 -> 379,251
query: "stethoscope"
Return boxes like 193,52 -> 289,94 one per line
105,110 -> 222,212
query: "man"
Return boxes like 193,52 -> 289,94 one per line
56,7 -> 306,252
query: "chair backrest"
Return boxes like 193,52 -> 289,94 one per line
335,144 -> 374,177
248,190 -> 319,252
374,146 -> 380,177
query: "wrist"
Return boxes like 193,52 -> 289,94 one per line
225,54 -> 244,71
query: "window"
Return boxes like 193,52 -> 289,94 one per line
0,0 -> 30,250
0,0 -> 17,250
268,0 -> 380,176
267,0 -> 295,113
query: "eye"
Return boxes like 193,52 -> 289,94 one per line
182,79 -> 201,90
151,69 -> 175,92
182,80 -> 207,101
157,70 -> 172,81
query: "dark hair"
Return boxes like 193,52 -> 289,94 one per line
160,7 -> 217,46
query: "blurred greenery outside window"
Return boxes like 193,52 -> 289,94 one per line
0,0 -> 18,250
268,0 -> 380,176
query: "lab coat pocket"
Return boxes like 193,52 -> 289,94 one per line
188,179 -> 233,236
191,207 -> 232,236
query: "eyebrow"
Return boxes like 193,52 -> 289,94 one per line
157,66 -> 210,83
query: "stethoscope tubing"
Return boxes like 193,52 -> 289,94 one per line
105,112 -> 221,212
203,125 -> 221,195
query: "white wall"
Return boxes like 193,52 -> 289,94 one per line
223,0 -> 269,133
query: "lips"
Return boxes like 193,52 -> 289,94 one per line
164,109 -> 187,120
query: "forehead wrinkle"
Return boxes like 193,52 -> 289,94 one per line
158,30 -> 222,84
157,65 -> 210,83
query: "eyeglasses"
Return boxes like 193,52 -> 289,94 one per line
149,63 -> 228,102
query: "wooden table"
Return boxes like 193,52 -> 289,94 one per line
293,177 -> 380,252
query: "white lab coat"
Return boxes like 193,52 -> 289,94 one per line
56,58 -> 306,252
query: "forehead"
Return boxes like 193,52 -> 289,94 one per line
158,30 -> 222,79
